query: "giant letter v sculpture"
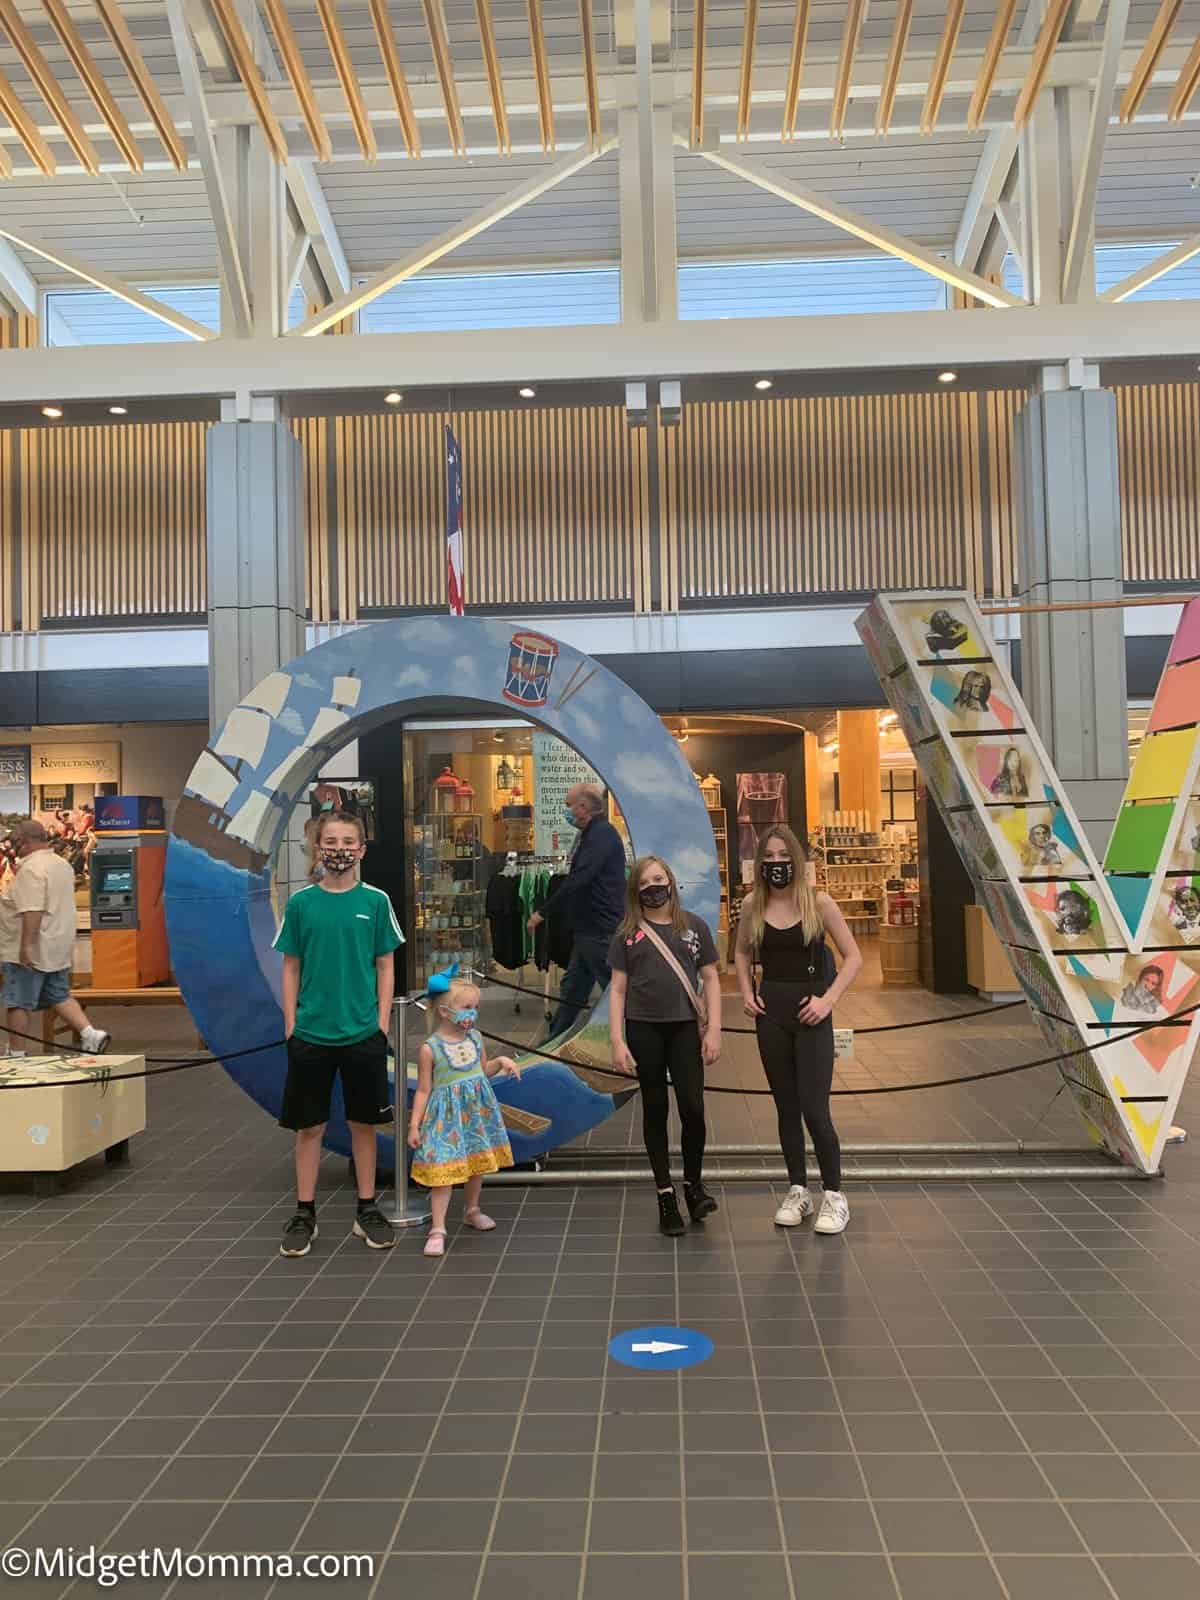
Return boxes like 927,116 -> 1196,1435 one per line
857,593 -> 1200,1174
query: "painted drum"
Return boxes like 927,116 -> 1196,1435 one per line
502,631 -> 560,708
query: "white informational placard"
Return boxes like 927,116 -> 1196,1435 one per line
533,732 -> 602,858
833,1028 -> 854,1060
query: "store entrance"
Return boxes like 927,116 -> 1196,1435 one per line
398,718 -> 630,994
659,709 -> 972,998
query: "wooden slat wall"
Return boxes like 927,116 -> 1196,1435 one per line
0,386 -> 1195,633
1116,384 -> 1200,584
985,389 -> 1023,600
334,406 -> 651,618
294,416 -> 331,622
658,392 -> 990,608
28,422 -> 208,623
0,432 -> 13,633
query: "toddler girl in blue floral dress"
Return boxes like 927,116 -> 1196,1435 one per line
409,978 -> 520,1257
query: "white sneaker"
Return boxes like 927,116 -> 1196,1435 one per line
773,1185 -> 815,1227
814,1191 -> 850,1235
80,1027 -> 111,1056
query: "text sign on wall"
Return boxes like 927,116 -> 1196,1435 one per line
533,732 -> 602,858
30,743 -> 121,786
0,745 -> 30,815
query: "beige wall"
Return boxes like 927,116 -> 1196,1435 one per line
0,723 -> 208,825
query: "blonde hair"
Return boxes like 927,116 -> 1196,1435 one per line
306,809 -> 365,881
618,854 -> 687,940
739,825 -> 824,952
432,978 -> 480,1032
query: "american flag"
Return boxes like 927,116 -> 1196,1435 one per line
445,423 -> 465,617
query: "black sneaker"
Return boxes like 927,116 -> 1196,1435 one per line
280,1211 -> 317,1257
657,1188 -> 686,1238
683,1181 -> 719,1223
352,1205 -> 396,1250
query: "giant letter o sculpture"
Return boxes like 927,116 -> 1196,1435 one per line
166,618 -> 720,1164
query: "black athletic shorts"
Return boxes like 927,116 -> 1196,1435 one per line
280,1031 -> 392,1131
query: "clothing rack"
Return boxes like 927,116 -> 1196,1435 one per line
492,852 -> 569,1017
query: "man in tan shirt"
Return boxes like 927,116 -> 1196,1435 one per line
0,821 -> 110,1057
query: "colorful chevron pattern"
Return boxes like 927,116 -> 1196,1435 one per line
857,594 -> 1200,1175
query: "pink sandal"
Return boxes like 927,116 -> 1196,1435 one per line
423,1229 -> 446,1257
464,1207 -> 496,1232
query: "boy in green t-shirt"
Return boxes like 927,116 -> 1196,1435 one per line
273,811 -> 404,1257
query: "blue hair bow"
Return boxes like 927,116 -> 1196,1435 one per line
427,962 -> 461,996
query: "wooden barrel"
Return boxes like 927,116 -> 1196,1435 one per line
880,922 -> 920,987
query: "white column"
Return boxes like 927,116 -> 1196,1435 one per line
206,398 -> 306,731
1014,364 -> 1128,851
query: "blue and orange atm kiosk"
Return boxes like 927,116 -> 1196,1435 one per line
89,796 -> 169,988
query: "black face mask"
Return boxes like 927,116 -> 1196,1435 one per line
761,860 -> 795,890
639,884 -> 671,910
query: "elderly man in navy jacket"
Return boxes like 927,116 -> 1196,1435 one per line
527,783 -> 625,1039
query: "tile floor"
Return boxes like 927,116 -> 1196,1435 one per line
2,985 -> 1200,1599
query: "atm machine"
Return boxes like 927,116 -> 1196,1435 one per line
89,795 -> 169,988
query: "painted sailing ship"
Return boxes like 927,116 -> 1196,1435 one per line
175,672 -> 362,874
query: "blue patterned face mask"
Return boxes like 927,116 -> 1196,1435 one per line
450,1008 -> 478,1026
563,806 -> 580,828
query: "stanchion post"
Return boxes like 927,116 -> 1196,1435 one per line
383,994 -> 431,1230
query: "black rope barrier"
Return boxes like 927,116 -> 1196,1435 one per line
2,999 -> 1193,1107
476,968 -> 1024,1033
479,998 -> 1200,1100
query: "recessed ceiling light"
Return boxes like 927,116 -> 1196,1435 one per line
384,391 -> 402,405
108,405 -> 127,416
755,378 -> 773,391
518,386 -> 536,399
41,406 -> 62,419
937,370 -> 958,384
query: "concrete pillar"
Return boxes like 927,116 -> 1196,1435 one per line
1013,367 -> 1128,852
206,404 -> 305,732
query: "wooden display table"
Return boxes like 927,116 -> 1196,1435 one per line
42,985 -> 185,1047
964,905 -> 1021,1000
0,1053 -> 145,1195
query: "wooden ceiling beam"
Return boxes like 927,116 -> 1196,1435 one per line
581,0 -> 601,150
1167,32 -> 1200,120
206,0 -> 290,162
261,0 -> 333,162
831,0 -> 866,139
473,0 -> 511,154
367,0 -> 420,158
0,0 -> 99,174
421,0 -> 466,157
737,0 -> 758,140
876,0 -> 913,137
41,0 -> 142,171
1120,0 -> 1182,121
0,64 -> 54,176
315,0 -> 377,160
93,0 -> 186,170
1014,0 -> 1074,126
781,0 -> 809,141
527,0 -> 556,152
921,0 -> 966,135
969,0 -> 1018,129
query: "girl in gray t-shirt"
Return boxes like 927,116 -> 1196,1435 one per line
608,855 -> 722,1237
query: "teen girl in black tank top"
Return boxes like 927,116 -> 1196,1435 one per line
734,826 -> 863,1235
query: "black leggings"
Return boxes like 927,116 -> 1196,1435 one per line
625,1017 -> 707,1189
755,985 -> 840,1191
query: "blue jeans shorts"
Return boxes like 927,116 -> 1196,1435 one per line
1,963 -> 71,1012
